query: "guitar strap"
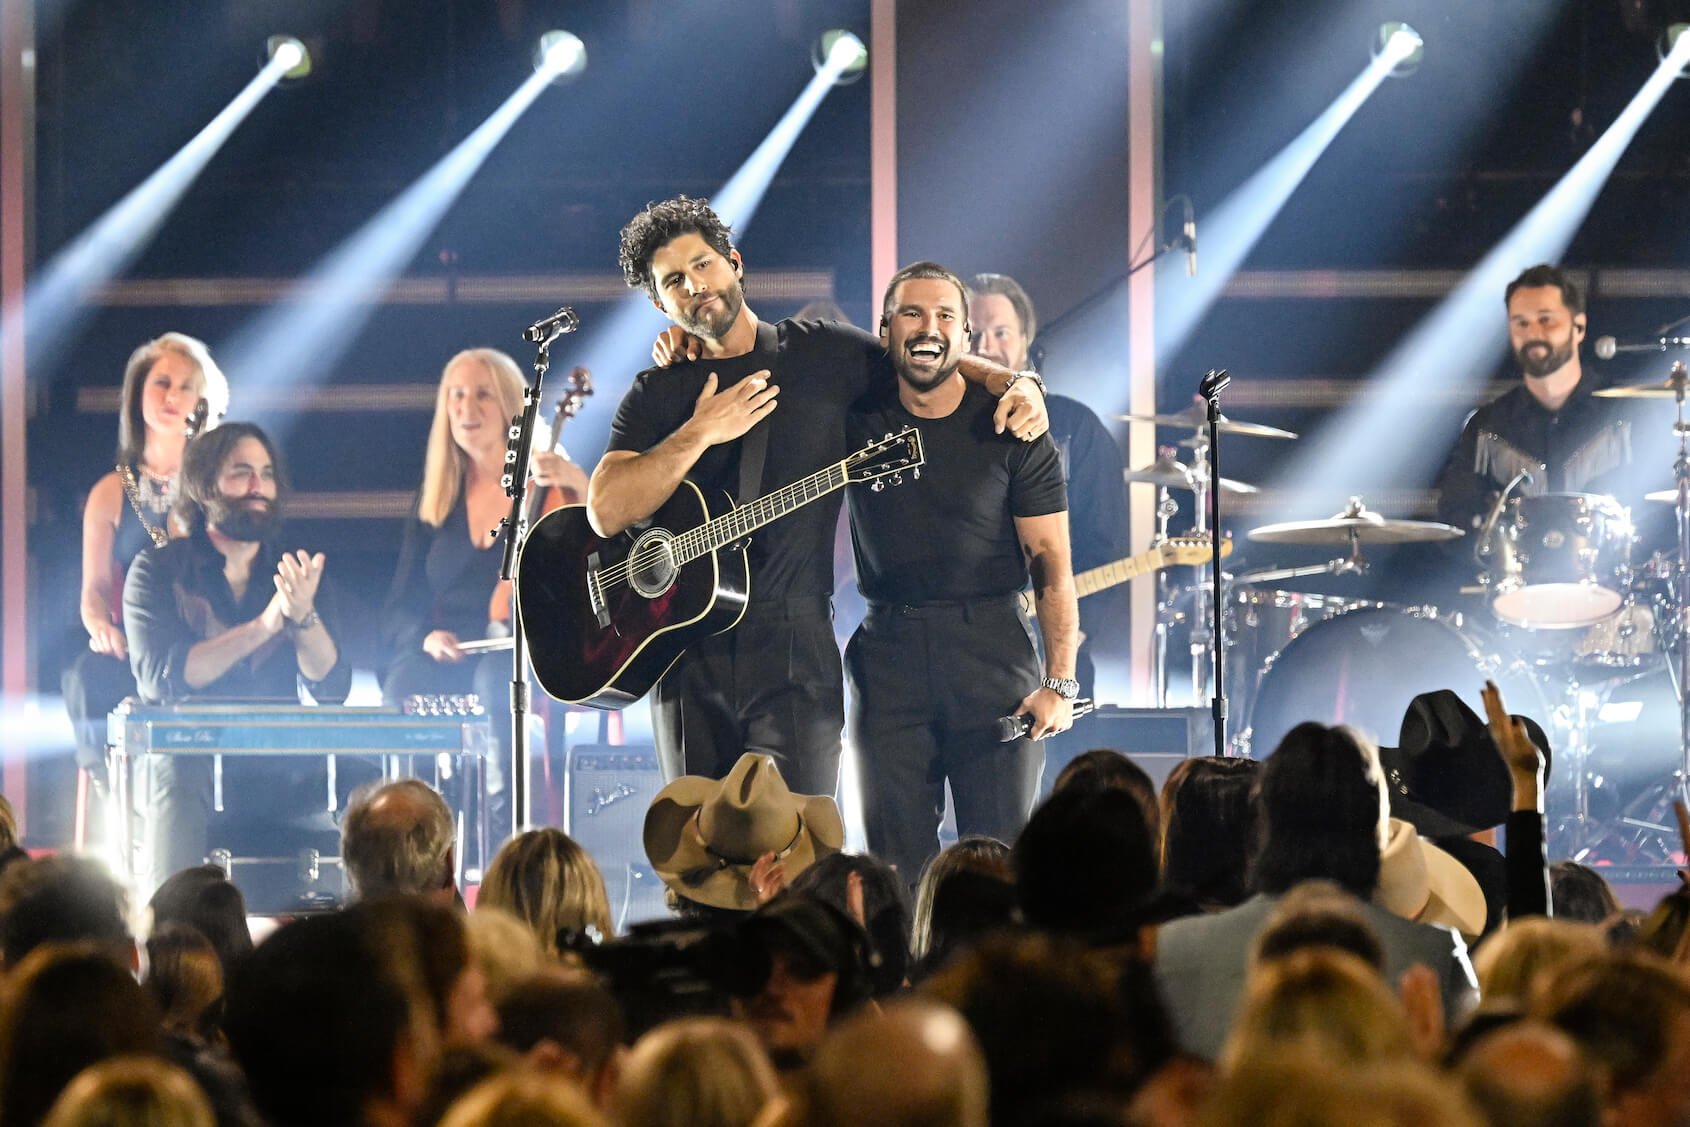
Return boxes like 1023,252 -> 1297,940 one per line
736,321 -> 780,505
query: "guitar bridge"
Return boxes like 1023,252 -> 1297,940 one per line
586,551 -> 610,629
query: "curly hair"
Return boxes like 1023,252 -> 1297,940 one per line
618,196 -> 735,301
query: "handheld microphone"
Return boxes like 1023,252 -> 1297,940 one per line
523,306 -> 581,343
996,698 -> 1094,742
1182,198 -> 1197,278
1593,335 -> 1690,360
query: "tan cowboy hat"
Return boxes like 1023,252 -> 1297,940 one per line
1375,817 -> 1487,939
642,753 -> 844,911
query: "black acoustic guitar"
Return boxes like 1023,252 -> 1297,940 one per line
517,428 -> 924,708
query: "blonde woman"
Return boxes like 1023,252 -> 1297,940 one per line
476,828 -> 613,952
62,333 -> 227,775
615,1017 -> 784,1127
1218,947 -> 1419,1073
380,350 -> 585,831
41,1056 -> 215,1127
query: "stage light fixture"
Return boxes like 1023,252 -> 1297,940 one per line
1660,23 -> 1690,74
534,30 -> 586,80
812,29 -> 868,84
265,35 -> 311,81
1372,22 -> 1423,77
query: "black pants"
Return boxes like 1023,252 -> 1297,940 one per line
649,599 -> 843,798
846,597 -> 1045,886
62,649 -> 136,772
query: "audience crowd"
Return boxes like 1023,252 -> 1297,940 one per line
3,684 -> 1690,1127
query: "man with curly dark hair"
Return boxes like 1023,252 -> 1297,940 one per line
588,196 -> 1048,798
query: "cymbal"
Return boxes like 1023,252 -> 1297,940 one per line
1248,504 -> 1463,545
1123,453 -> 1258,494
1646,489 -> 1683,503
1594,366 -> 1690,399
1115,401 -> 1298,440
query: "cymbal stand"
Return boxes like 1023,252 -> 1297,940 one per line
1185,429 -> 1215,710
1151,482 -> 1179,708
1671,362 -> 1690,820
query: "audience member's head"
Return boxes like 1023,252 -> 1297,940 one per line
478,829 -> 612,955
1052,749 -> 1161,841
0,856 -> 132,968
40,1055 -> 215,1127
1634,885 -> 1690,962
1534,951 -> 1690,1127
923,932 -> 1171,1124
1250,880 -> 1385,973
1473,916 -> 1607,1006
911,836 -> 1014,971
1220,947 -> 1416,1073
1375,817 -> 1488,938
437,1069 -> 607,1127
615,1016 -> 782,1127
729,893 -> 873,1069
790,851 -> 911,995
1202,1056 -> 1484,1127
340,779 -> 457,903
1250,723 -> 1388,899
1550,862 -> 1621,924
146,864 -> 253,979
1456,1021 -> 1603,1127
414,1042 -> 521,1127
354,898 -> 497,1048
644,753 -> 843,913
495,969 -> 625,1108
807,998 -> 989,1127
462,907 -> 547,1007
1014,786 -> 1158,942
1159,756 -> 1260,914
0,944 -> 164,1127
144,923 -> 225,1046
224,910 -> 437,1127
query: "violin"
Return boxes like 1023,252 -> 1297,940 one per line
489,367 -> 593,628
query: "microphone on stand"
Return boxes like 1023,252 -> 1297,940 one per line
1182,198 -> 1198,278
523,306 -> 581,343
1593,335 -> 1690,360
997,699 -> 1095,742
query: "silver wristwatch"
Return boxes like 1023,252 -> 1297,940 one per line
1004,368 -> 1046,397
1041,676 -> 1080,701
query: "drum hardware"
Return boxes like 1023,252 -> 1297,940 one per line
1115,399 -> 1299,440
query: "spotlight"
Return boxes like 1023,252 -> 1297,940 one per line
1660,22 -> 1690,74
811,29 -> 868,84
1371,21 -> 1423,77
534,30 -> 587,80
265,35 -> 312,81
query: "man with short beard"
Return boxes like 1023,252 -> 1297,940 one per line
1436,264 -> 1636,536
843,262 -> 1078,884
125,420 -> 351,885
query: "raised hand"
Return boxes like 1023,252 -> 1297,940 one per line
653,326 -> 703,367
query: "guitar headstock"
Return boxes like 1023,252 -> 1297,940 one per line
846,427 -> 925,487
1157,535 -> 1232,567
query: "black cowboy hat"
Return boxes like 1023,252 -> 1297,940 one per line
1377,690 -> 1551,838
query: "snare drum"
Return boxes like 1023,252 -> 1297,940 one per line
1489,493 -> 1633,629
1244,605 -> 1544,758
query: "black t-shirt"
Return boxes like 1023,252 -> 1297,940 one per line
846,381 -> 1067,604
606,319 -> 887,601
380,493 -> 500,666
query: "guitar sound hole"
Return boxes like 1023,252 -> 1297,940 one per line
627,530 -> 679,598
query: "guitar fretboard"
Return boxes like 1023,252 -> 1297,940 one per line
672,462 -> 848,564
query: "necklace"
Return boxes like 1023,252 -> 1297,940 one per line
117,463 -> 175,548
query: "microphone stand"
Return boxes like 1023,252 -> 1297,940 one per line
495,312 -> 578,842
1200,369 -> 1230,757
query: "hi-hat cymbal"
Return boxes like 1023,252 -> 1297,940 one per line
1249,504 -> 1463,545
1115,401 -> 1298,440
1594,364 -> 1690,399
1123,453 -> 1258,493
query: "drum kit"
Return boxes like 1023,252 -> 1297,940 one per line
1121,363 -> 1690,862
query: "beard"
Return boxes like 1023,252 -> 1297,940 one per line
207,496 -> 278,542
1515,327 -> 1577,379
893,336 -> 961,393
675,279 -> 745,341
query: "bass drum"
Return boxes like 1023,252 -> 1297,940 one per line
1243,605 -> 1545,758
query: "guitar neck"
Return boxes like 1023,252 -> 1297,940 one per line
1073,547 -> 1165,600
672,461 -> 849,564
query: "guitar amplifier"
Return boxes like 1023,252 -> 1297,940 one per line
1042,706 -> 1215,797
566,745 -> 669,929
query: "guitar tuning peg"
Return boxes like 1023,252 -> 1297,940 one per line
870,480 -> 885,493
890,472 -> 904,486
883,431 -> 894,440
912,467 -> 921,480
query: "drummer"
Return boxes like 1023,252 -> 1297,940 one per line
1435,264 -> 1638,536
